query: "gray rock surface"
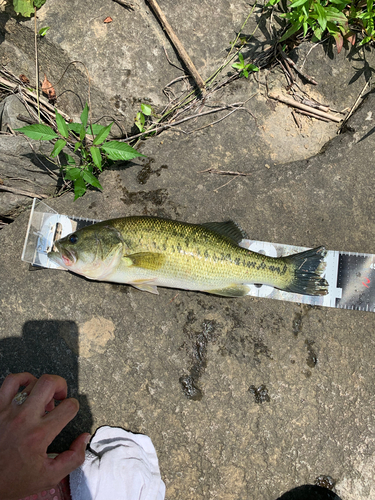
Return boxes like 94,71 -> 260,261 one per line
1,1 -> 375,499
0,94 -> 28,131
2,90 -> 375,499
0,135 -> 59,217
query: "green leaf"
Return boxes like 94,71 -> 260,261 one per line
279,22 -> 303,42
238,52 -> 245,65
73,175 -> 87,200
290,0 -> 309,8
13,0 -> 34,17
93,122 -> 113,145
247,64 -> 259,72
232,62 -> 243,70
100,141 -> 146,161
79,123 -> 86,142
243,69 -> 249,78
34,0 -> 47,7
135,112 -> 145,132
141,103 -> 152,116
64,153 -> 76,166
55,110 -> 69,138
82,170 -> 102,189
86,124 -> 106,136
65,168 -> 82,181
315,3 -> 327,32
74,141 -> 82,152
360,36 -> 373,45
80,103 -> 89,129
38,26 -> 50,36
50,139 -> 67,157
67,123 -> 82,134
15,124 -> 58,141
90,146 -> 103,171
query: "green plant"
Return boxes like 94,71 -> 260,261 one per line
135,103 -> 153,133
38,26 -> 50,37
15,104 -> 145,200
13,0 -> 46,17
267,0 -> 375,50
231,52 -> 259,77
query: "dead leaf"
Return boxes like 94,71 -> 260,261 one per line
19,74 -> 30,84
42,74 -> 56,103
104,16 -> 113,23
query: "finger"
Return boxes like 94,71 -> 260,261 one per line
42,398 -> 80,440
0,373 -> 37,407
27,374 -> 68,413
46,433 -> 90,482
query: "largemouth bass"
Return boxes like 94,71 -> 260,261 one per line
47,216 -> 328,297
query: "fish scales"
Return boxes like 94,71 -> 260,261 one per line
48,216 -> 328,297
109,217 -> 292,289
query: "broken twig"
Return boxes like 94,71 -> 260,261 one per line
277,46 -> 318,85
200,168 -> 253,176
146,0 -> 205,90
0,185 -> 48,199
268,94 -> 342,123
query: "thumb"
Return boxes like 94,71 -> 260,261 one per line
47,433 -> 91,480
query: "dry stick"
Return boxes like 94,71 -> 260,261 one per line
34,7 -> 40,123
0,185 -> 48,199
0,77 -> 70,120
121,104 -> 245,142
338,78 -> 371,133
200,168 -> 253,176
294,109 -> 330,122
268,94 -> 342,123
291,109 -> 302,129
146,0 -> 205,90
277,46 -> 318,85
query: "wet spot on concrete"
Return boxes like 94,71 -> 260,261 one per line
315,475 -> 336,490
137,158 -> 168,185
180,318 -> 219,400
179,375 -> 202,401
292,305 -> 315,336
292,312 -> 304,336
305,339 -> 318,367
121,186 -> 168,206
249,384 -> 270,404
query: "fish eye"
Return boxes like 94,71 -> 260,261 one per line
69,234 -> 78,244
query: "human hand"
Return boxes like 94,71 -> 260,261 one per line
0,373 -> 90,500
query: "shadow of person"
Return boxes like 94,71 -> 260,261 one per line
0,320 -> 93,453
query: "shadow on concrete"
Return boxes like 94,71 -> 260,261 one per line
0,320 -> 93,453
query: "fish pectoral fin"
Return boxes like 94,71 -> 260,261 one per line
124,252 -> 165,271
205,284 -> 250,297
130,279 -> 159,295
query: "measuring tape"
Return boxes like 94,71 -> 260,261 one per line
22,199 -> 375,312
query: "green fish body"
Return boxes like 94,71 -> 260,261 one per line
48,216 -> 328,297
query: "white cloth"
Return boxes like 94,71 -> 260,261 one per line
69,426 -> 166,500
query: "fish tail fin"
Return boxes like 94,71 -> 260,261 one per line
283,246 -> 328,296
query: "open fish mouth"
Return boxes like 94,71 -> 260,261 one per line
49,246 -> 76,267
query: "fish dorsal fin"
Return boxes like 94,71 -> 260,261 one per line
201,221 -> 248,244
125,252 -> 165,270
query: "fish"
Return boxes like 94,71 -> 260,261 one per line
47,216 -> 328,297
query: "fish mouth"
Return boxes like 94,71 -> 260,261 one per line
48,245 -> 76,267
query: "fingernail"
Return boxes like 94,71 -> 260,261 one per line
84,434 -> 91,445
